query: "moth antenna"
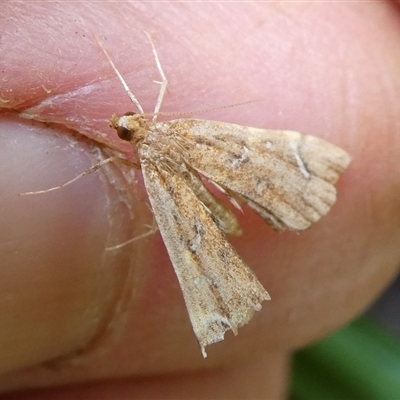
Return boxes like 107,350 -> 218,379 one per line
140,98 -> 264,119
94,35 -> 144,114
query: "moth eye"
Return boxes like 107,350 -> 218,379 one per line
117,126 -> 132,141
124,111 -> 136,116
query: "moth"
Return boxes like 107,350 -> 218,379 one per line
23,33 -> 351,358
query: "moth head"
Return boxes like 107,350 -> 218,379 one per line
110,112 -> 145,142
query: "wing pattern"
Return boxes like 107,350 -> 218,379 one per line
166,119 -> 351,231
140,144 -> 270,357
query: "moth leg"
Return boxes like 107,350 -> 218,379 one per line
20,156 -> 137,196
112,157 -> 140,169
106,216 -> 158,251
143,31 -> 168,120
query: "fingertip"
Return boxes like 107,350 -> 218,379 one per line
0,116 -> 113,374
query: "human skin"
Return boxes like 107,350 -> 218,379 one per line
1,2 -> 400,399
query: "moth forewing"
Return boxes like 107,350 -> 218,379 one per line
168,119 -> 351,231
139,148 -> 270,357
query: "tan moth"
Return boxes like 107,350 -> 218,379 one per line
23,33 -> 351,358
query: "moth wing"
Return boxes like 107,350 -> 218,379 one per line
178,163 -> 242,236
140,151 -> 270,357
170,119 -> 351,231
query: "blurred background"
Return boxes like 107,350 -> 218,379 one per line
291,272 -> 400,399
